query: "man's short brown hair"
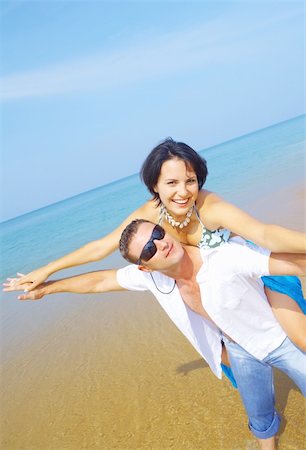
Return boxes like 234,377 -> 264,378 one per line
119,219 -> 151,264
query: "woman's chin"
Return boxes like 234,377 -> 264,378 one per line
169,203 -> 191,217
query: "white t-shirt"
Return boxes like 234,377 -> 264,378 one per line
116,237 -> 286,379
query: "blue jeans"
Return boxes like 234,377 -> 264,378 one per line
223,336 -> 306,439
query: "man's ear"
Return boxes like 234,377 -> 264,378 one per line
138,265 -> 152,273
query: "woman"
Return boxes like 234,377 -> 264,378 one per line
7,138 -> 306,352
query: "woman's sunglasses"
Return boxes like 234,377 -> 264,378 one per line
137,225 -> 165,265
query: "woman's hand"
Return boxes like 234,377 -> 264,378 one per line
4,267 -> 51,291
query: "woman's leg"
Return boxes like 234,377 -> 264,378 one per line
265,287 -> 306,351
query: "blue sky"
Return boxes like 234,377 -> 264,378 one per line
1,0 -> 304,221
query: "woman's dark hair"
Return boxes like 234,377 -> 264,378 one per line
140,138 -> 208,205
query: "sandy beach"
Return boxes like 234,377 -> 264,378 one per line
1,183 -> 305,450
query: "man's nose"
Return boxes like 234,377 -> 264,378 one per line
154,239 -> 167,251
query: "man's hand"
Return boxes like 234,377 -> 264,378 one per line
3,280 -> 51,300
3,281 -> 53,300
17,287 -> 46,301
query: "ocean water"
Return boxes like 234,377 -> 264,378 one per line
1,115 -> 305,281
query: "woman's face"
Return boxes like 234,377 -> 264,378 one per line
154,158 -> 199,218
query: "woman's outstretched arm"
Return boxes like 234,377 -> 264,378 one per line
6,201 -> 157,291
198,192 -> 306,351
200,192 -> 306,253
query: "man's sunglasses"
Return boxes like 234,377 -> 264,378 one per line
137,224 -> 165,265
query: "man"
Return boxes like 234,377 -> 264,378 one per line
5,219 -> 306,450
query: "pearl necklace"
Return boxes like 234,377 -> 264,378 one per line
161,204 -> 194,229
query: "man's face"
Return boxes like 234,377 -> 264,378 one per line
129,222 -> 184,272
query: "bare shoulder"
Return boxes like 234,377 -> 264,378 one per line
130,199 -> 160,223
110,200 -> 161,240
195,190 -> 229,229
196,190 -> 225,211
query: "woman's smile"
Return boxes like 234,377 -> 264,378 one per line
172,199 -> 190,206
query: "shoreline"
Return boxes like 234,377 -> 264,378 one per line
1,183 -> 305,449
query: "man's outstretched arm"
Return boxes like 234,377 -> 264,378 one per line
3,269 -> 125,301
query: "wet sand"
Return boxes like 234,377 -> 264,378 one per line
1,183 -> 305,450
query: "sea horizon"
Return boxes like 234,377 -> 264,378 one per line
2,113 -> 304,226
1,114 -> 305,281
